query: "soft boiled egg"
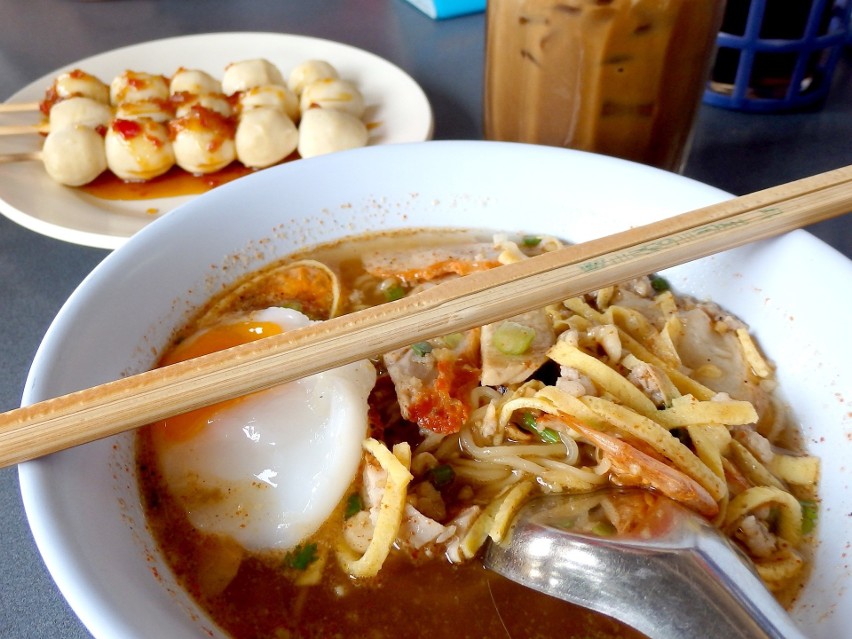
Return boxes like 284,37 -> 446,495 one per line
149,306 -> 376,552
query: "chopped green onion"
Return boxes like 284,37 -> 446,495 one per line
650,276 -> 670,292
521,411 -> 538,430
591,521 -> 616,536
428,464 -> 456,489
283,543 -> 318,570
539,427 -> 560,444
344,493 -> 364,520
493,321 -> 536,355
441,332 -> 464,349
411,341 -> 433,357
800,500 -> 818,534
522,235 -> 542,247
384,283 -> 406,302
519,412 -> 560,444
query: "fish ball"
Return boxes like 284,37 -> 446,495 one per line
169,108 -> 236,174
221,59 -> 285,96
237,84 -> 299,122
300,79 -> 365,118
174,93 -> 233,119
288,60 -> 338,96
105,118 -> 175,181
170,68 -> 221,96
48,97 -> 113,132
110,71 -> 170,105
42,124 -> 107,186
51,70 -> 110,104
115,99 -> 174,123
297,108 -> 368,159
235,108 -> 298,169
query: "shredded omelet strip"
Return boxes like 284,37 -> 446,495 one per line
337,439 -> 413,578
458,480 -> 534,559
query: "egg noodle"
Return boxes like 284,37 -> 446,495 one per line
330,234 -> 819,596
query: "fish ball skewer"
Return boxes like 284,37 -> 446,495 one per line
221,58 -> 285,96
169,107 -> 236,174
235,108 -> 298,169
237,85 -> 299,122
297,108 -> 368,159
42,69 -> 111,109
169,68 -> 221,96
105,118 -> 175,181
114,99 -> 174,124
41,124 -> 107,186
48,97 -> 114,131
300,79 -> 365,118
288,60 -> 339,96
0,96 -> 111,135
7,58 -> 372,186
110,71 -> 170,106
173,93 -> 233,119
2,95 -> 170,136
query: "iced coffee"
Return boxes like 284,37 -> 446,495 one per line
484,0 -> 725,172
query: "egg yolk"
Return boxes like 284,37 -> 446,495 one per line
152,320 -> 283,445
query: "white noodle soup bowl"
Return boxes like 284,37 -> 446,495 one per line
19,141 -> 852,638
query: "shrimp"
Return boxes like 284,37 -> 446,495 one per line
540,414 -> 720,518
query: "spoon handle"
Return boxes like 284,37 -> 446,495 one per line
690,533 -> 809,639
485,493 -> 810,639
489,532 -> 806,639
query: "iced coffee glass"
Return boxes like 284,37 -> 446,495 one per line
484,0 -> 726,172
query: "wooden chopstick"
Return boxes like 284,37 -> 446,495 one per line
0,165 -> 849,468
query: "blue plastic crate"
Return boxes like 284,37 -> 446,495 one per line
704,0 -> 851,112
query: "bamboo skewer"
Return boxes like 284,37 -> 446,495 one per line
0,123 -> 45,136
0,101 -> 40,113
0,165 -> 849,468
0,151 -> 41,164
0,102 -> 44,159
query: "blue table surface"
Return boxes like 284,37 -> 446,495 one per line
0,2 -> 849,637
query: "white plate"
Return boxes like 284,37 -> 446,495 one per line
19,142 -> 852,638
0,32 -> 433,249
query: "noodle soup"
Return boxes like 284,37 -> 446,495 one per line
137,229 -> 818,638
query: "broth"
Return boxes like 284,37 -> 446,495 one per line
138,430 -> 642,639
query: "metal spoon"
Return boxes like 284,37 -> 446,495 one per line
484,489 -> 807,639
